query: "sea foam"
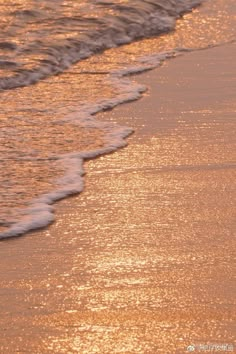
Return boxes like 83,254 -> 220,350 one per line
0,50 -> 176,239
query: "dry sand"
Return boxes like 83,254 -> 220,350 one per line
0,44 -> 235,353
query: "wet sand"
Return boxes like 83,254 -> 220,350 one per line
0,44 -> 235,353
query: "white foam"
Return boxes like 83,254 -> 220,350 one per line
0,50 -> 180,239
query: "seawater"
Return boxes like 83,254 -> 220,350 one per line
0,0 -> 235,239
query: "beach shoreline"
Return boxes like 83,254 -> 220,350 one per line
0,42 -> 235,353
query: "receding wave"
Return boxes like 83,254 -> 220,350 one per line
0,0 -> 202,91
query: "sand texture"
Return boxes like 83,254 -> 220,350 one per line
0,44 -> 235,353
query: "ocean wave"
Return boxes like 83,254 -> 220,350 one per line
0,0 -> 203,91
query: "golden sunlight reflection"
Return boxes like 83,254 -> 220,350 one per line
0,1 -> 235,353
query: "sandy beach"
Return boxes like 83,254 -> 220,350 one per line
0,41 -> 235,354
